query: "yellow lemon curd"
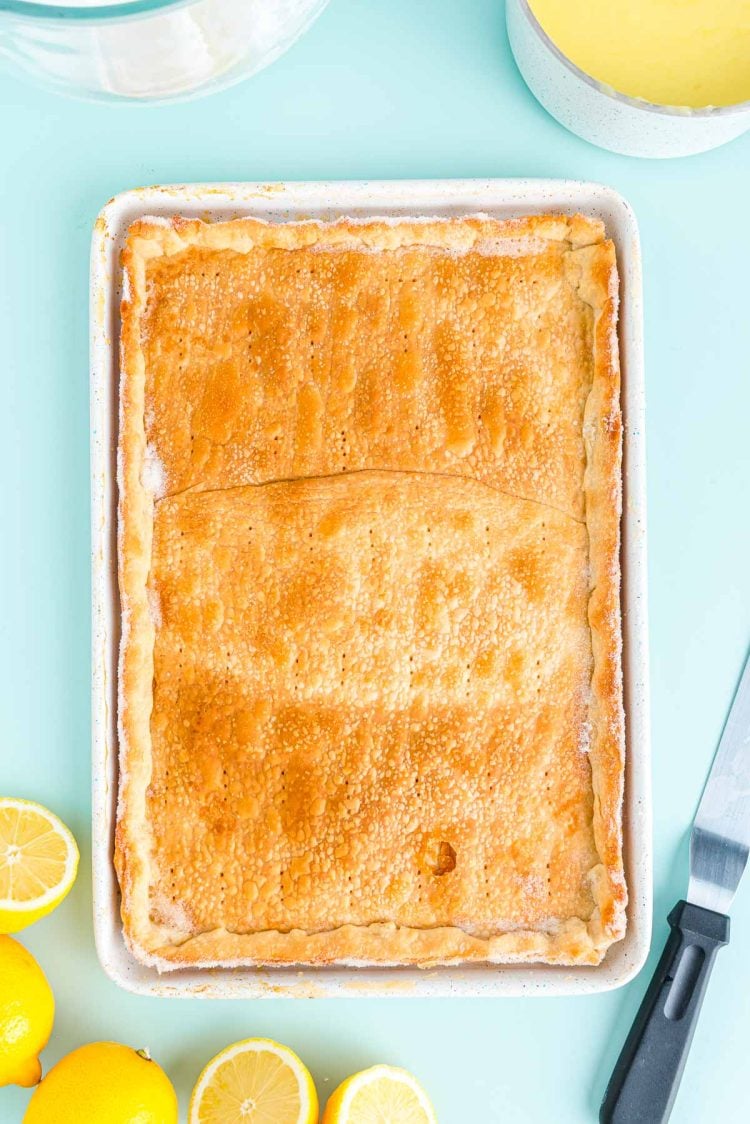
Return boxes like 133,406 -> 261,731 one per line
528,0 -> 750,108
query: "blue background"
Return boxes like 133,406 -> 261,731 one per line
1,1 -> 749,1120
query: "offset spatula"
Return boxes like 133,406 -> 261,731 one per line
601,649 -> 750,1124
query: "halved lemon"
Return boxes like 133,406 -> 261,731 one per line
322,1065 -> 437,1124
0,798 -> 79,933
189,1038 -> 319,1124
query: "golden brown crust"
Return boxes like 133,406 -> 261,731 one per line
116,213 -> 625,970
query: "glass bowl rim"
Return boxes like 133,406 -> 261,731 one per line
0,0 -> 195,22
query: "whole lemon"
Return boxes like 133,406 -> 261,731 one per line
23,1041 -> 178,1123
0,936 -> 54,1088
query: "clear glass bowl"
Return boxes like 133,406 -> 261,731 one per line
0,0 -> 330,103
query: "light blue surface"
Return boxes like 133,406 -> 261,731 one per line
1,2 -> 749,1120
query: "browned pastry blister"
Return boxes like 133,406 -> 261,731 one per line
116,213 -> 625,969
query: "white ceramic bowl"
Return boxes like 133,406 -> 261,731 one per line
506,0 -> 750,158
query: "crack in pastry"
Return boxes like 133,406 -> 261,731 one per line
152,469 -> 586,527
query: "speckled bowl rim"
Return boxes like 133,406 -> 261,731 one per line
518,0 -> 750,118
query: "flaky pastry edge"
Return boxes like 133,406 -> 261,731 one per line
115,212 -> 626,971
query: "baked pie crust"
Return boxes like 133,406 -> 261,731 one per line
116,213 -> 626,969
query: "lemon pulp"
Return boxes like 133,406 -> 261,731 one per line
189,1038 -> 318,1124
0,798 -> 79,933
528,0 -> 750,108
322,1065 -> 436,1124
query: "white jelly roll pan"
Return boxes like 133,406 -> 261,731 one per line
90,179 -> 652,997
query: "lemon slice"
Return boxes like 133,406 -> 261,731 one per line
189,1038 -> 319,1124
0,798 -> 79,933
322,1065 -> 437,1124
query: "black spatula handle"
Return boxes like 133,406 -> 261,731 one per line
600,900 -> 729,1124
